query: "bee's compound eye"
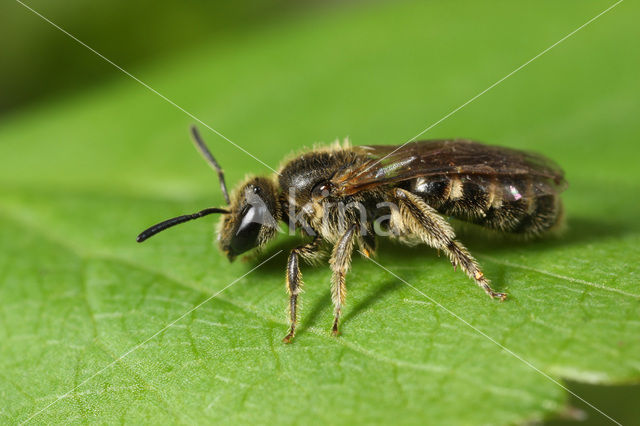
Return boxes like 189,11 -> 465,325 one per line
252,185 -> 261,194
311,181 -> 333,200
229,206 -> 262,255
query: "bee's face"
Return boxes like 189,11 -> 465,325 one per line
218,177 -> 280,260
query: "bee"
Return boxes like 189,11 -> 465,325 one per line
137,126 -> 567,343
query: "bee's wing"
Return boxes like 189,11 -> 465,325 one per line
332,140 -> 567,195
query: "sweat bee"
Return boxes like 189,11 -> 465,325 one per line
137,126 -> 567,342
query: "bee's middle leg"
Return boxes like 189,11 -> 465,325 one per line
283,237 -> 321,343
330,224 -> 357,336
394,188 -> 506,300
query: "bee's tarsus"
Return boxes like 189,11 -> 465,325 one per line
282,331 -> 295,344
493,292 -> 508,301
331,318 -> 340,336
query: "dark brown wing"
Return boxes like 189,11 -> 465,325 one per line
332,140 -> 567,195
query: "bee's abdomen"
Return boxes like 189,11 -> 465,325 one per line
409,175 -> 562,235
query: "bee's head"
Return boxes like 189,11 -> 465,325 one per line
136,126 -> 280,261
218,176 -> 280,261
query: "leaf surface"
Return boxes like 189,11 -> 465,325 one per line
1,1 -> 639,424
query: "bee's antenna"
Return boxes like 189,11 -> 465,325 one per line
190,125 -> 231,205
136,207 -> 230,243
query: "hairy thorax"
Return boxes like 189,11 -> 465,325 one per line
278,148 -> 378,242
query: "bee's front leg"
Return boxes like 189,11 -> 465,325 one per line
283,237 -> 322,343
329,224 -> 357,336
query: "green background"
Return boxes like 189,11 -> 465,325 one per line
1,0 -> 638,424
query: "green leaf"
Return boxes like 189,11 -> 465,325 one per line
1,1 -> 638,424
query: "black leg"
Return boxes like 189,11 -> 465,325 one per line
283,238 -> 322,343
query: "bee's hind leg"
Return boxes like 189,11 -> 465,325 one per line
393,188 -> 506,301
283,237 -> 322,343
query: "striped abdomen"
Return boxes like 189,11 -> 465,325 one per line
408,174 -> 563,235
